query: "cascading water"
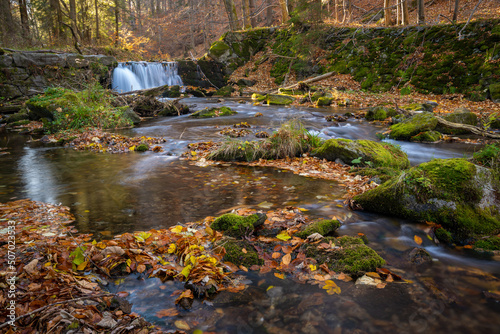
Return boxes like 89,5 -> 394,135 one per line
112,62 -> 183,93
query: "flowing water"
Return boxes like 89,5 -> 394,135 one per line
112,62 -> 183,93
1,98 -> 498,333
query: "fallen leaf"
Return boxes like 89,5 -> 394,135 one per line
272,252 -> 282,259
322,280 -> 341,295
274,272 -> 285,279
414,235 -> 423,245
276,230 -> 291,241
174,320 -> 190,330
282,253 -> 291,265
156,308 -> 179,318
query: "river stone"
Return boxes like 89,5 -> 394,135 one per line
438,108 -> 478,135
266,94 -> 295,105
389,112 -> 438,140
122,108 -> 141,125
13,52 -> 67,68
311,139 -> 410,169
489,83 -> 500,103
354,158 -> 500,242
0,55 -> 13,67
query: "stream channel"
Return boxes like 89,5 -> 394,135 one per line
1,98 -> 498,333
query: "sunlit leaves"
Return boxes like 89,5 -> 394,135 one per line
322,280 -> 341,295
134,231 -> 152,242
414,235 -> 423,245
70,246 -> 87,266
276,230 -> 291,241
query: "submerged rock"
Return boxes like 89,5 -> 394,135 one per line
311,139 -> 410,169
354,158 -> 500,242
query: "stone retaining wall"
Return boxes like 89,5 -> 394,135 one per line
0,52 -> 117,100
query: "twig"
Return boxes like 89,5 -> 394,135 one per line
179,127 -> 187,139
269,71 -> 336,94
458,0 -> 487,40
0,293 -> 114,330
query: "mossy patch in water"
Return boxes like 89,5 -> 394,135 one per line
295,219 -> 340,238
190,106 -> 237,118
211,213 -> 263,238
219,239 -> 263,267
365,106 -> 397,121
410,130 -> 442,142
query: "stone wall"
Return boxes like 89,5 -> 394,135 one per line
0,52 -> 117,100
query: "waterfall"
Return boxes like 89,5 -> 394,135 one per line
112,62 -> 183,93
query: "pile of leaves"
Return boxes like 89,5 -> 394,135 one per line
217,127 -> 252,138
50,129 -> 166,153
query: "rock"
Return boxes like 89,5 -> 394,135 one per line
122,108 -> 141,125
389,112 -> 438,140
489,83 -> 500,103
355,275 -> 383,286
0,55 -> 13,67
316,97 -> 334,106
295,219 -> 340,239
101,246 -> 125,257
215,85 -> 234,97
408,247 -> 433,266
403,103 -> 434,112
177,59 -> 227,89
211,213 -> 264,238
311,139 -> 410,169
219,239 -> 263,266
66,54 -> 90,68
410,130 -> 442,142
90,55 -> 118,67
354,158 -> 500,242
190,106 -> 236,118
237,78 -> 255,87
6,112 -> 29,124
365,106 -> 397,121
303,236 -> 385,276
12,52 -> 67,68
437,109 -> 478,135
251,93 -> 267,101
266,94 -> 295,105
0,84 -> 22,99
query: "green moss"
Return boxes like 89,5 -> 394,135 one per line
312,139 -> 410,169
354,167 -> 401,183
209,41 -> 231,58
472,144 -> 500,168
135,144 -> 149,152
295,219 -> 341,238
304,236 -> 385,276
278,88 -> 304,95
365,106 -> 397,121
403,103 -> 434,112
474,236 -> 500,250
215,85 -> 234,97
220,239 -> 263,266
266,94 -> 295,105
190,107 -> 237,118
316,97 -> 334,106
211,213 -> 260,238
410,130 -> 442,142
435,227 -> 453,244
389,113 -> 438,140
6,112 -> 29,124
251,93 -> 267,101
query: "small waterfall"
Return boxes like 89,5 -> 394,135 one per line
112,62 -> 183,93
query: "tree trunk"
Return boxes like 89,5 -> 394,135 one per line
266,0 -> 273,26
453,0 -> 459,21
249,0 -> 256,27
223,0 -> 239,31
279,0 -> 289,24
402,0 -> 409,25
95,0 -> 100,40
69,0 -> 81,44
384,0 -> 392,26
19,0 -> 30,41
335,0 -> 339,22
417,0 -> 425,24
242,0 -> 251,29
0,0 -> 15,45
114,0 -> 120,46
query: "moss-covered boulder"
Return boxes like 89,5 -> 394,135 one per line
190,107 -> 237,118
365,106 -> 397,121
303,236 -> 385,276
295,219 -> 340,238
6,112 -> 29,124
219,239 -> 263,267
266,94 -> 295,105
354,158 -> 500,242
215,85 -> 234,97
251,93 -> 267,101
489,83 -> 500,103
389,112 -> 438,140
473,236 -> 500,251
122,108 -> 141,125
211,213 -> 266,238
403,103 -> 435,112
472,144 -> 500,169
316,97 -> 334,106
311,139 -> 410,169
410,130 -> 442,142
437,109 -> 478,135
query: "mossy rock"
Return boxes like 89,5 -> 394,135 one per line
278,88 -> 304,95
311,139 -> 410,169
122,108 -> 141,125
219,239 -> 263,267
159,85 -> 181,98
473,236 -> 500,251
215,85 -> 234,97
208,41 -> 232,59
410,130 -> 442,142
354,158 -> 500,242
295,219 -> 341,239
403,103 -> 434,112
303,236 -> 385,276
190,107 -> 237,118
135,144 -> 149,152
437,109 -> 478,135
210,213 -> 266,238
266,94 -> 295,105
316,97 -> 334,106
435,227 -> 453,244
389,112 -> 438,140
6,112 -> 29,124
489,83 -> 500,103
251,93 -> 267,101
365,106 -> 397,121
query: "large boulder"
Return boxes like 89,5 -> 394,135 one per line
365,106 -> 397,121
354,159 -> 500,242
12,53 -> 67,68
266,94 -> 295,105
489,83 -> 500,103
389,112 -> 438,140
437,108 -> 478,135
311,139 -> 410,169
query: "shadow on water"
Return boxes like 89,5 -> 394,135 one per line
1,98 -> 498,333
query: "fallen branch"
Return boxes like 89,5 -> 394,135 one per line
117,84 -> 172,96
269,71 -> 336,94
435,116 -> 500,139
0,293 -> 114,330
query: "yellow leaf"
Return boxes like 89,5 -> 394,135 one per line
274,272 -> 285,279
323,280 -> 341,295
414,235 -> 423,245
181,264 -> 192,278
171,225 -> 183,234
298,208 -> 309,212
76,261 -> 88,271
168,243 -> 177,254
276,231 -> 291,241
309,264 -> 317,271
129,145 -> 136,151
126,259 -> 132,267
266,285 -> 274,291
190,151 -> 197,156
174,320 -> 190,330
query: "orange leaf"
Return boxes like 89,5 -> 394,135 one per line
274,272 -> 285,279
241,248 -> 247,254
156,308 -> 179,318
282,253 -> 291,266
272,252 -> 282,259
414,235 -> 423,245
137,264 -> 146,273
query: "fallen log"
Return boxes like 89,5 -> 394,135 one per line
268,71 -> 336,94
435,116 -> 500,139
117,84 -> 171,96
2,48 -> 66,54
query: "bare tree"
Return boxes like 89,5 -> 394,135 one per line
19,0 -> 30,40
453,0 -> 460,21
384,0 -> 392,26
0,0 -> 15,45
223,0 -> 239,31
266,0 -> 273,26
279,0 -> 289,23
242,0 -> 251,29
417,0 -> 425,24
249,0 -> 256,27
